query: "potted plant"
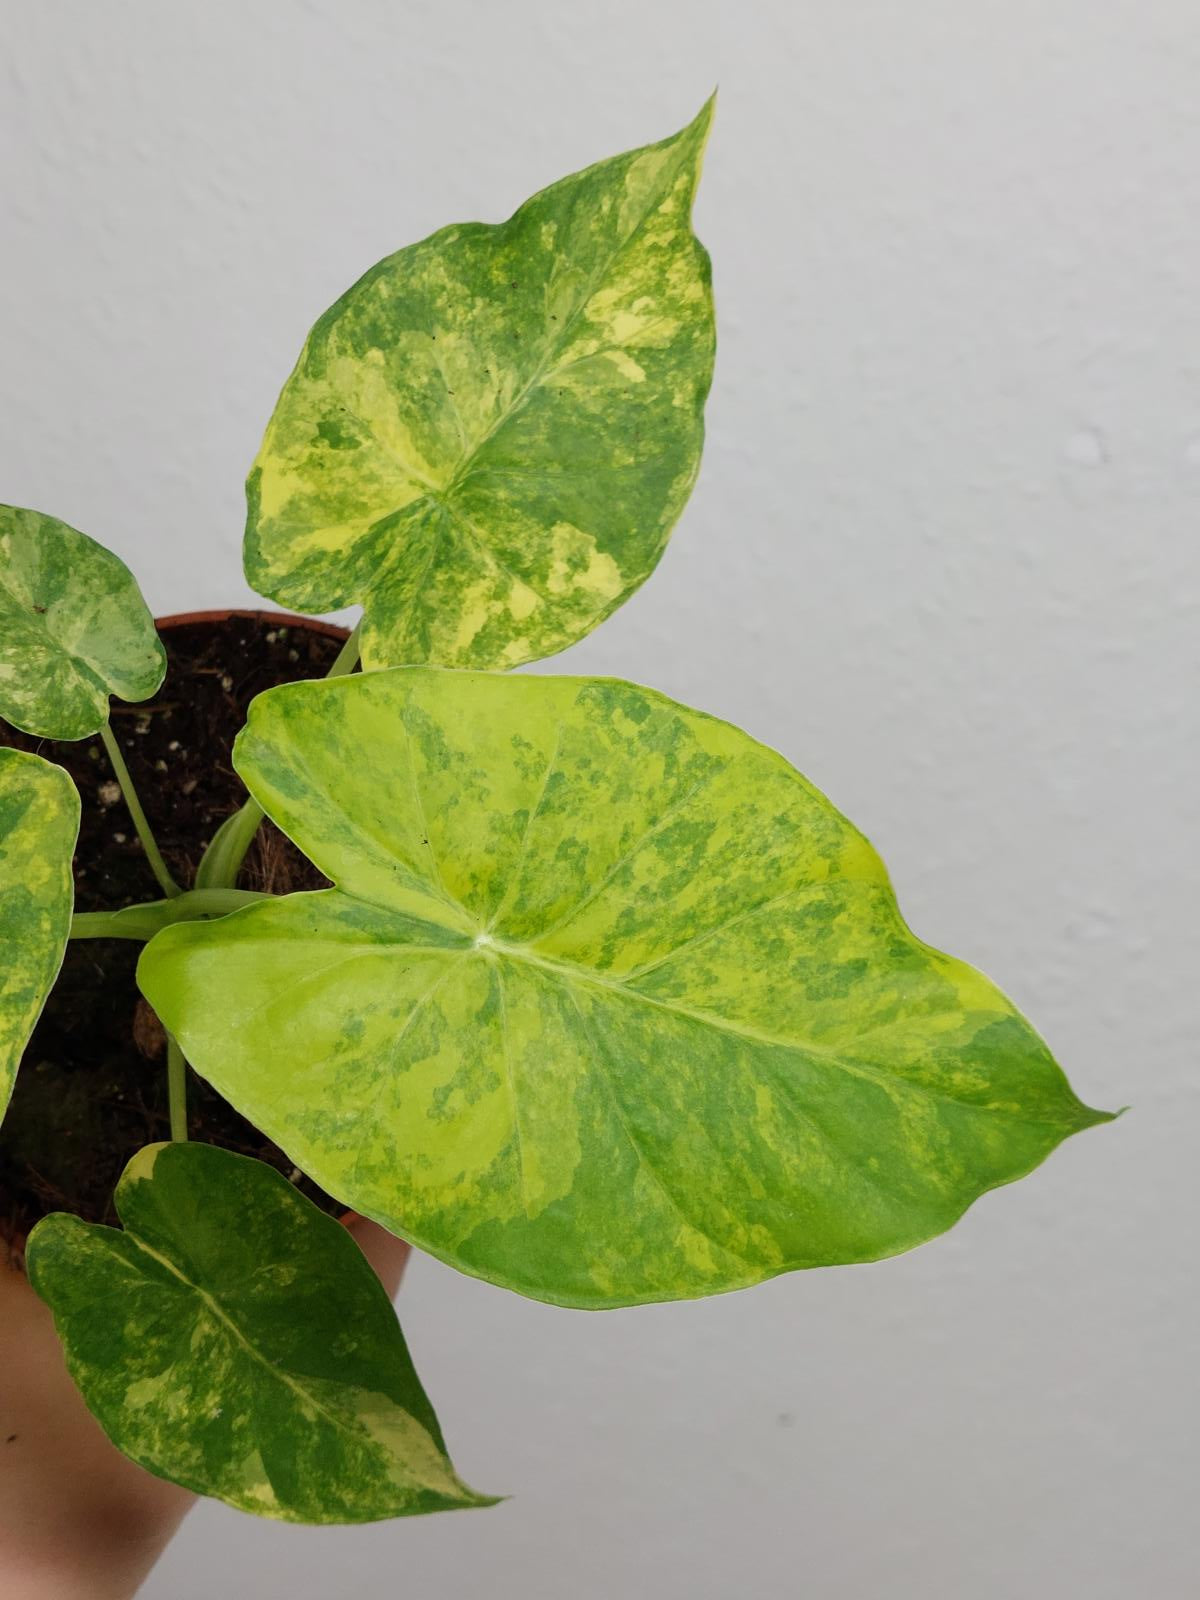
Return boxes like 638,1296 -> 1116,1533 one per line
0,99 -> 1111,1537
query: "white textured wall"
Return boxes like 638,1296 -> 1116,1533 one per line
4,3 -> 1196,1595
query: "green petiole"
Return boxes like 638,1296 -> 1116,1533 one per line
166,1034 -> 189,1142
69,887 -> 269,943
99,720 -> 182,899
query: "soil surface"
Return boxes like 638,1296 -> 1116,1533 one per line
0,612 -> 351,1248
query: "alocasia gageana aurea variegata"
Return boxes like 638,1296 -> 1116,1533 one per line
0,100 -> 1112,1522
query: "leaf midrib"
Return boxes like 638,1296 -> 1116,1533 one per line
348,129 -> 696,572
264,869 -> 1051,1127
441,132 -> 697,496
482,941 -> 1066,1129
357,134 -> 698,618
241,884 -> 1066,1133
121,1228 -> 433,1469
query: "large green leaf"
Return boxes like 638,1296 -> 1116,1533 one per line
244,102 -> 715,671
0,747 -> 78,1127
138,670 -> 1110,1309
0,504 -> 165,740
26,1142 -> 494,1523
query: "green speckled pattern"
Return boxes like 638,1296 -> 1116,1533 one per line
0,504 -> 166,739
26,1142 -> 494,1523
0,747 -> 78,1126
138,670 -> 1111,1309
244,102 -> 715,671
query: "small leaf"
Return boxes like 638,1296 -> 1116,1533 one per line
139,670 -> 1111,1310
0,504 -> 165,740
244,101 -> 715,671
0,748 -> 78,1127
26,1142 -> 494,1523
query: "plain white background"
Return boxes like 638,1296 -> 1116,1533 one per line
3,3 -> 1196,1595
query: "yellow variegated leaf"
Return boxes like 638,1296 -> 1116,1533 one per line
138,670 -> 1111,1309
244,102 -> 715,670
27,1143 -> 495,1523
0,504 -> 165,740
0,747 -> 78,1128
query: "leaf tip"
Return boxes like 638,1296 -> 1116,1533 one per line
679,92 -> 716,152
458,1486 -> 508,1511
1092,1101 -> 1127,1126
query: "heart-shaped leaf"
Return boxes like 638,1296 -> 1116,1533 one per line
1,747 -> 79,1127
244,102 -> 715,672
0,504 -> 166,740
26,1141 -> 494,1523
139,671 -> 1111,1309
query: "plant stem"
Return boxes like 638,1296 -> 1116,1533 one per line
69,887 -> 269,942
193,618 -> 363,891
166,1035 -> 188,1141
99,721 -> 181,899
325,619 -> 364,679
193,799 -> 266,890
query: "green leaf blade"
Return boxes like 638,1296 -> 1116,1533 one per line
0,747 -> 79,1127
26,1142 -> 494,1523
245,101 -> 715,670
0,505 -> 165,740
139,670 -> 1111,1309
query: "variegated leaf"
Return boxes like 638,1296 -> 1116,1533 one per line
138,670 -> 1110,1309
244,102 -> 715,671
26,1142 -> 494,1523
0,504 -> 165,740
0,747 -> 78,1127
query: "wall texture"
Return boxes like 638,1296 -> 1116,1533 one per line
3,2 -> 1195,1595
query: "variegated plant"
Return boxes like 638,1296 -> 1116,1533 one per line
0,103 -> 1111,1526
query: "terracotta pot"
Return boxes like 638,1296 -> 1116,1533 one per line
154,606 -> 351,643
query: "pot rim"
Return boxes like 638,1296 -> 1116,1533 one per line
155,606 -> 350,641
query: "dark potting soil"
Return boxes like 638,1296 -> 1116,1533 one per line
0,613 -> 352,1249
